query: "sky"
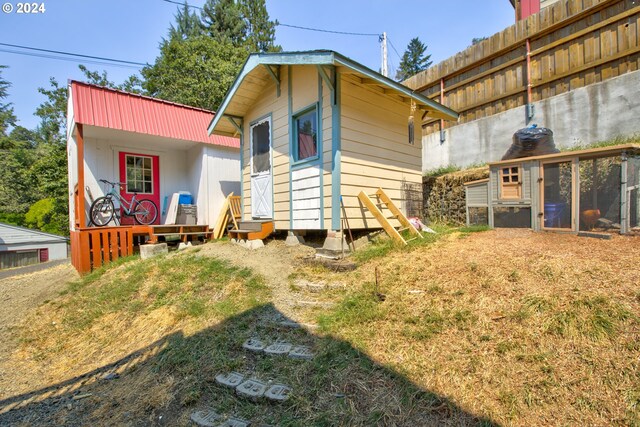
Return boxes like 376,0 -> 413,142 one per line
0,0 -> 515,130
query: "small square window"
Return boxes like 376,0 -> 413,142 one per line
294,108 -> 317,161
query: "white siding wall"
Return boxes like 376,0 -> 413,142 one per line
203,145 -> 240,226
187,145 -> 205,224
83,136 -> 189,225
291,165 -> 321,229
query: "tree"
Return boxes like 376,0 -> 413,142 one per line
142,36 -> 246,111
0,65 -> 17,142
395,37 -> 432,82
472,36 -> 488,46
168,2 -> 203,41
201,0 -> 247,46
242,0 -> 280,53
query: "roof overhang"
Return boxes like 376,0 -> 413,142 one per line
208,50 -> 459,137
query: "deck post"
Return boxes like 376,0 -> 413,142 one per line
76,124 -> 87,228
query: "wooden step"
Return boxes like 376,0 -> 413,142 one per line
228,221 -> 274,241
236,220 -> 267,231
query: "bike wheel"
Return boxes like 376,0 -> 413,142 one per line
133,199 -> 158,225
89,197 -> 115,227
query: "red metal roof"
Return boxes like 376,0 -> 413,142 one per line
70,81 -> 239,149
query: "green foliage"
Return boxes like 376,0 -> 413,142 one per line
395,37 -> 432,81
201,0 -> 280,52
168,1 -> 204,41
142,36 -> 246,111
25,198 -> 55,231
0,65 -> 16,137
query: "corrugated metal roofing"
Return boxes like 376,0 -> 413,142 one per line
0,223 -> 69,245
71,81 -> 239,149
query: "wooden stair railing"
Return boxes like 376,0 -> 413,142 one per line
212,193 -> 243,239
357,188 -> 423,245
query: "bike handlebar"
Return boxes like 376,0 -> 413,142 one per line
99,179 -> 126,187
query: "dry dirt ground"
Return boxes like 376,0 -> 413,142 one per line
0,262 -> 78,396
0,231 -> 638,426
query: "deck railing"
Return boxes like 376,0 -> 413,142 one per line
70,227 -> 133,274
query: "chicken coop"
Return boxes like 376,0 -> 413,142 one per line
465,143 -> 640,235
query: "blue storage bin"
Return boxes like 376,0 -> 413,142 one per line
178,193 -> 193,205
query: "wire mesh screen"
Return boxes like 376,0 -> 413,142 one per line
578,156 -> 621,232
493,206 -> 532,228
627,155 -> 640,233
401,179 -> 424,219
468,207 -> 489,226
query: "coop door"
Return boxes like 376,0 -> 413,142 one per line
541,161 -> 573,230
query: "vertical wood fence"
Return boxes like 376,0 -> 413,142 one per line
70,227 -> 133,274
404,0 -> 640,134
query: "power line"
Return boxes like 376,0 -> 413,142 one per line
387,38 -> 403,61
157,0 -> 380,38
160,0 -> 203,10
276,23 -> 379,37
0,42 -> 146,66
0,48 -> 142,70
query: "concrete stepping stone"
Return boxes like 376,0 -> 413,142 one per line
242,337 -> 266,352
288,345 -> 314,360
190,409 -> 223,427
263,342 -> 292,355
265,384 -> 292,402
217,417 -> 250,427
215,372 -> 244,389
236,378 -> 267,401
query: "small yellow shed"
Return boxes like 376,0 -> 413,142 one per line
208,51 -> 458,244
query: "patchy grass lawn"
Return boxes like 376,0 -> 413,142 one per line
313,228 -> 640,426
5,227 -> 640,426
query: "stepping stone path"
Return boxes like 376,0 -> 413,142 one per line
288,345 -> 314,360
190,409 -> 250,427
236,379 -> 268,401
215,371 -> 292,403
215,372 -> 244,389
264,384 -> 292,402
263,342 -> 292,355
242,338 -> 315,360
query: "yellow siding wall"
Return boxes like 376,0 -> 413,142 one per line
242,68 -> 289,230
339,73 -> 422,229
242,65 -> 325,231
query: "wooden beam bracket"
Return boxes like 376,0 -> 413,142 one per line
262,64 -> 281,97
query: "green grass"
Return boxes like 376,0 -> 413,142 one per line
57,252 -> 268,331
352,223 -> 489,263
423,162 -> 487,178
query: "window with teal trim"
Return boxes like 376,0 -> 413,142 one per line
294,108 -> 317,161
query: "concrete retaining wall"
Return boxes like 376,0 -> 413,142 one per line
423,68 -> 640,171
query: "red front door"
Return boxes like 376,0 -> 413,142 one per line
118,152 -> 160,225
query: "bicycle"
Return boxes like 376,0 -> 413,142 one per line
90,179 -> 159,226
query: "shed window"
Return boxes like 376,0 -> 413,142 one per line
294,108 -> 317,161
125,155 -> 153,194
500,166 -> 522,199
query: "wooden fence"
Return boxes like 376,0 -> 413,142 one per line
405,0 -> 640,134
70,227 -> 133,274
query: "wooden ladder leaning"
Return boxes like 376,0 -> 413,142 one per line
357,188 -> 423,245
212,192 -> 242,239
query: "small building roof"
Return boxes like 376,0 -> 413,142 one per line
208,50 -> 459,137
0,223 -> 69,246
70,81 -> 240,149
488,143 -> 640,166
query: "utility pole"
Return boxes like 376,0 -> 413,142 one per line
380,32 -> 388,77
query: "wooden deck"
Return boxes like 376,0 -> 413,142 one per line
70,224 -> 212,274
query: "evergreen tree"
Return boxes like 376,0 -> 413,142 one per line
242,0 -> 280,52
142,36 -> 245,111
201,0 -> 247,46
395,37 -> 432,82
0,65 -> 16,137
168,2 -> 203,41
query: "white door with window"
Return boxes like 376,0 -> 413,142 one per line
250,117 -> 273,218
